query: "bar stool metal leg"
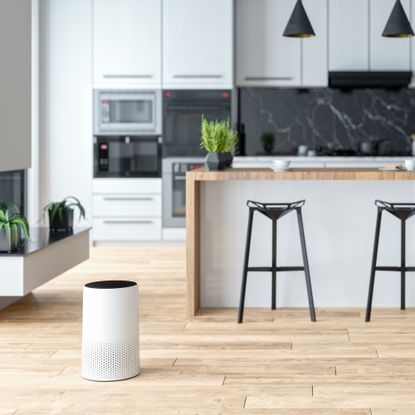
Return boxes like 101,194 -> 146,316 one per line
365,208 -> 383,322
401,219 -> 406,310
296,208 -> 316,322
272,219 -> 277,310
238,208 -> 255,324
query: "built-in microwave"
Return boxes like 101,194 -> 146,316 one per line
94,90 -> 162,136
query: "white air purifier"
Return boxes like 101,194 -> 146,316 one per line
82,280 -> 139,381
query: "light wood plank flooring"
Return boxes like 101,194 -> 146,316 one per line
1,245 -> 415,414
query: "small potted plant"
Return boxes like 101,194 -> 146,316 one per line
44,196 -> 86,232
0,209 -> 30,253
200,116 -> 238,171
261,132 -> 274,155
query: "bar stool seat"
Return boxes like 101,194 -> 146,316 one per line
238,200 -> 316,323
365,200 -> 415,322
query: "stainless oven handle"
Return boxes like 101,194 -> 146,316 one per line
173,74 -> 223,79
173,176 -> 186,181
103,220 -> 154,225
103,197 -> 154,201
244,76 -> 293,81
103,74 -> 153,79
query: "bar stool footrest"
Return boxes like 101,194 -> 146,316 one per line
376,266 -> 415,272
247,266 -> 305,272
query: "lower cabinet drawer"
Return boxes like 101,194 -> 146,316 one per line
92,218 -> 162,241
93,194 -> 161,217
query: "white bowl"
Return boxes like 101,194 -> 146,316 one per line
272,159 -> 290,169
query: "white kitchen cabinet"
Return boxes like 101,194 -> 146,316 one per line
370,0 -> 411,70
162,0 -> 233,89
92,0 -> 161,87
329,0 -> 369,71
236,0 -> 301,87
302,0 -> 328,87
92,179 -> 162,242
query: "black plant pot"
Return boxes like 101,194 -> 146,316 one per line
205,152 -> 233,171
263,144 -> 274,155
0,228 -> 20,253
48,208 -> 74,232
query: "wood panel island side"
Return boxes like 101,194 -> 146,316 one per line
186,168 -> 415,317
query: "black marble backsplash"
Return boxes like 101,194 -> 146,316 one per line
239,88 -> 415,156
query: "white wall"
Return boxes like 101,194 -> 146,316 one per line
0,0 -> 32,172
39,0 -> 92,226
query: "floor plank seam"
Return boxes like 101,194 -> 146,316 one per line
347,329 -> 351,343
311,385 -> 314,397
48,350 -> 58,359
23,343 -> 32,350
222,376 -> 226,386
172,358 -> 178,367
334,365 -> 337,375
56,366 -> 67,376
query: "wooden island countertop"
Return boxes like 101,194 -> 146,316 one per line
187,167 -> 415,182
185,167 -> 415,317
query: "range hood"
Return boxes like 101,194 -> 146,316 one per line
329,71 -> 412,88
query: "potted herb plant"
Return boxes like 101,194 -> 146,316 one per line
0,201 -> 21,216
44,196 -> 86,232
261,132 -> 274,155
200,116 -> 238,171
0,209 -> 30,253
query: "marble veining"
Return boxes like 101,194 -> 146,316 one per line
240,88 -> 415,156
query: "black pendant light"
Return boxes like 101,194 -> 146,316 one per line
382,0 -> 414,38
283,0 -> 315,38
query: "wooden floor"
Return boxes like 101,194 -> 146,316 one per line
1,246 -> 415,414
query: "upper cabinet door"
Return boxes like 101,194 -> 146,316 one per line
236,0 -> 301,87
302,0 -> 328,87
370,0 -> 411,70
93,0 -> 161,87
162,0 -> 233,89
329,0 -> 369,70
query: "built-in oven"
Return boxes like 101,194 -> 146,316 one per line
94,136 -> 162,178
94,90 -> 162,136
162,158 -> 204,228
163,90 -> 232,157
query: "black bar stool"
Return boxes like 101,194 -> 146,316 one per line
365,200 -> 415,322
237,200 -> 316,323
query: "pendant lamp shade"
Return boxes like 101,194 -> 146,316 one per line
382,0 -> 414,37
283,0 -> 315,38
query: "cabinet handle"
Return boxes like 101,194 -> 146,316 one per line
103,197 -> 154,201
174,176 -> 186,181
173,74 -> 223,79
103,220 -> 154,225
244,76 -> 293,81
103,74 -> 153,79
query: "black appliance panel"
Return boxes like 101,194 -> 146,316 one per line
163,90 -> 232,157
94,136 -> 161,178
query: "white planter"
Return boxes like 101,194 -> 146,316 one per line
82,280 -> 139,381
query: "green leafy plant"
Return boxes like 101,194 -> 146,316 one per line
200,116 -> 238,154
43,196 -> 86,223
261,132 -> 274,147
0,201 -> 21,216
0,209 -> 30,250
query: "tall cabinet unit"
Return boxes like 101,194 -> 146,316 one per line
370,0 -> 411,70
236,0 -> 301,87
302,0 -> 328,87
92,0 -> 161,87
329,0 -> 369,70
162,0 -> 233,89
236,0 -> 327,87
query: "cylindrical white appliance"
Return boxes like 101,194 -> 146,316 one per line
82,280 -> 139,381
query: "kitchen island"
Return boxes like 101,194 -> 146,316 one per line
186,168 -> 415,316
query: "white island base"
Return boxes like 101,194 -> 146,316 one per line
200,180 -> 415,308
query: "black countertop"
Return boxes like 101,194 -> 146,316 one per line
0,227 -> 90,257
